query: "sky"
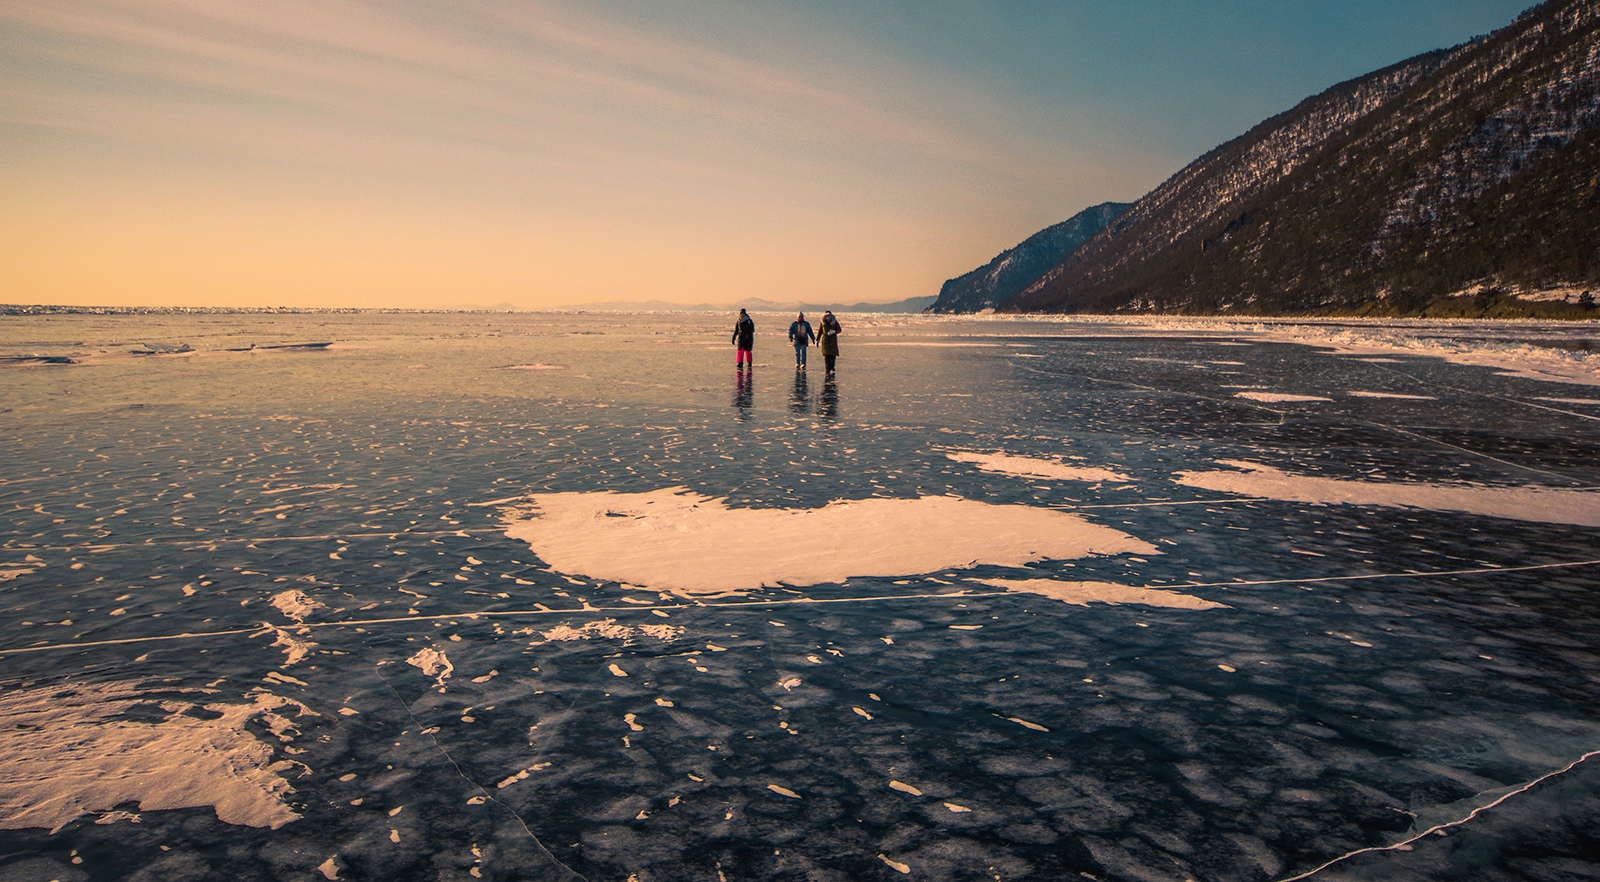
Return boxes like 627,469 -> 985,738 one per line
1,0 -> 1539,310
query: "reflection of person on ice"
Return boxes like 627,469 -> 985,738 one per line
732,309 -> 755,368
788,312 -> 815,369
819,311 -> 841,373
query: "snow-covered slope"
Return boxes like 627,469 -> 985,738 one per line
927,202 -> 1130,314
1009,0 -> 1600,317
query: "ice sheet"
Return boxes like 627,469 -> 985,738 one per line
3,311 -> 1598,882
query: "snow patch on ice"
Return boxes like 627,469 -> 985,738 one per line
502,488 -> 1156,596
406,647 -> 454,688
1013,316 -> 1600,387
880,854 -> 911,874
1234,391 -> 1332,403
981,579 -> 1229,610
1237,321 -> 1600,386
944,451 -> 1131,483
537,619 -> 683,643
0,681 -> 306,833
269,626 -> 317,667
1348,391 -> 1435,400
1177,460 -> 1600,527
270,590 -> 325,623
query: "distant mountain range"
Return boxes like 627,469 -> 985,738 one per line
543,295 -> 938,314
933,0 -> 1599,318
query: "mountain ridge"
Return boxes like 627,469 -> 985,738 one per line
981,0 -> 1598,318
926,202 -> 1131,313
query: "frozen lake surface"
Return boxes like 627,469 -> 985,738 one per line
3,311 -> 1599,881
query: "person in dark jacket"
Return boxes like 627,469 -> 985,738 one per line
818,311 -> 841,373
731,309 -> 755,368
787,312 -> 815,369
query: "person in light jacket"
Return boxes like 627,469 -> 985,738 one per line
788,312 -> 815,369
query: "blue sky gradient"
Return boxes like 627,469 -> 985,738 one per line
1,0 -> 1537,308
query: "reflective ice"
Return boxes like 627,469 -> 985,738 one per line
2,312 -> 1599,881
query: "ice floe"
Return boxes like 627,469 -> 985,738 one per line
502,488 -> 1156,595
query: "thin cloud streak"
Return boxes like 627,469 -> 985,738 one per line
2,0 -> 1049,191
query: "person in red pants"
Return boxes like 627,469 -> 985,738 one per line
732,309 -> 755,368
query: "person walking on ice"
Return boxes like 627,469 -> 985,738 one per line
731,309 -> 755,368
819,310 -> 841,373
788,312 -> 815,369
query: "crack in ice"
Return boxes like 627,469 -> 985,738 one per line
1279,748 -> 1600,881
